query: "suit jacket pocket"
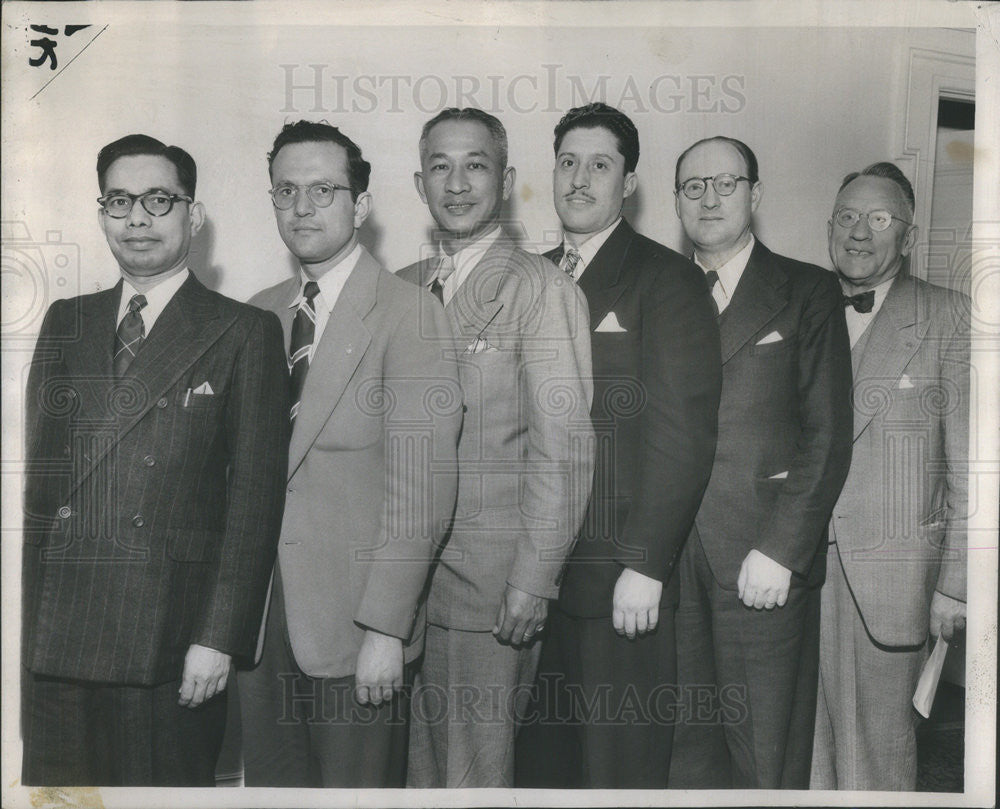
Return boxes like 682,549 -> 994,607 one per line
166,528 -> 223,562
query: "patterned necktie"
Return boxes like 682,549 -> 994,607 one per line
843,289 -> 875,313
113,294 -> 147,377
288,281 -> 320,422
704,270 -> 721,317
430,254 -> 456,305
562,248 -> 582,280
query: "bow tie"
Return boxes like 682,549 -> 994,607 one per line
843,290 -> 875,313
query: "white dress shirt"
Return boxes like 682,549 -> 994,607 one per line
843,274 -> 896,348
429,225 -> 503,306
694,235 -> 756,315
559,216 -> 622,281
117,268 -> 189,334
288,242 -> 362,360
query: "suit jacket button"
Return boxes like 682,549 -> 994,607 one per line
143,455 -> 156,467
57,505 -> 72,519
157,397 -> 169,409
462,405 -> 468,413
132,514 -> 145,528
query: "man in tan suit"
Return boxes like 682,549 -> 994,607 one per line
237,121 -> 461,787
398,108 -> 595,787
811,162 -> 969,790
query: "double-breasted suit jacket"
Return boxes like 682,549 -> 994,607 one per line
831,273 -> 969,646
23,273 -> 289,685
251,247 -> 462,677
693,240 -> 854,586
398,235 -> 595,628
545,220 -> 722,613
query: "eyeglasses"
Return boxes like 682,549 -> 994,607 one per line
833,208 -> 911,232
676,173 -> 752,200
97,191 -> 193,218
269,182 -> 352,210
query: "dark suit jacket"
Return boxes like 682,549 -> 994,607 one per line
693,240 -> 853,588
397,235 -> 595,630
22,273 -> 289,685
251,247 -> 461,678
545,220 -> 722,616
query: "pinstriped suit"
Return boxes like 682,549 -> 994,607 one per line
21,273 -> 289,784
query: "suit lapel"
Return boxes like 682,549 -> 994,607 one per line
71,273 -> 232,491
62,282 -> 120,409
577,221 -> 632,330
287,249 -> 377,477
719,240 -> 788,363
446,237 -> 507,346
852,274 -> 924,441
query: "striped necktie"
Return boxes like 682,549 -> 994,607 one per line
562,248 -> 582,280
113,294 -> 147,377
430,254 -> 456,304
288,281 -> 320,422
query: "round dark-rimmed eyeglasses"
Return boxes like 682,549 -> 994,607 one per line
97,191 -> 193,218
676,173 -> 752,200
833,208 -> 911,232
269,183 -> 352,210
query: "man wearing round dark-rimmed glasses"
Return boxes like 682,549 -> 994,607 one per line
669,135 -> 852,791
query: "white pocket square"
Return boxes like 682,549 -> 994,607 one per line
192,381 -> 214,395
768,470 -> 789,479
898,374 -> 915,390
465,337 -> 497,354
595,312 -> 626,333
756,330 -> 783,345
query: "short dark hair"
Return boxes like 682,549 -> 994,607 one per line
674,136 -> 759,188
838,162 -> 915,219
418,108 -> 508,169
553,103 -> 640,174
97,134 -> 197,197
267,120 -> 372,200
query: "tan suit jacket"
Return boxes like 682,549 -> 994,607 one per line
398,235 -> 595,630
252,247 -> 462,677
831,273 -> 969,646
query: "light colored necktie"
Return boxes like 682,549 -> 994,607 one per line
562,248 -> 582,280
288,280 -> 320,422
113,294 -> 147,376
430,253 -> 456,304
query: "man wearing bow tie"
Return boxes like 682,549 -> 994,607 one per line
811,162 -> 970,791
668,136 -> 853,789
515,103 -> 721,788
21,134 -> 289,785
397,107 -> 595,787
237,121 -> 461,787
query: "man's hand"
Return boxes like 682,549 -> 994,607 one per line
178,644 -> 231,708
737,549 -> 792,609
493,584 -> 548,646
355,630 -> 404,706
612,567 -> 663,640
929,591 -> 966,642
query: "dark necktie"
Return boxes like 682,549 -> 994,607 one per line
430,254 -> 456,305
113,294 -> 147,377
843,289 -> 875,313
704,270 -> 721,317
288,281 -> 320,422
562,248 -> 582,280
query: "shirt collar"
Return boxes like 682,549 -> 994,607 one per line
561,217 -> 621,278
119,267 -> 189,329
290,242 -> 362,314
694,235 -> 755,300
433,225 -> 503,289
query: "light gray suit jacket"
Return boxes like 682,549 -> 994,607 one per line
252,246 -> 462,677
398,235 -> 595,630
831,273 -> 969,647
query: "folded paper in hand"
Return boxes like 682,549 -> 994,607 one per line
912,635 -> 948,718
